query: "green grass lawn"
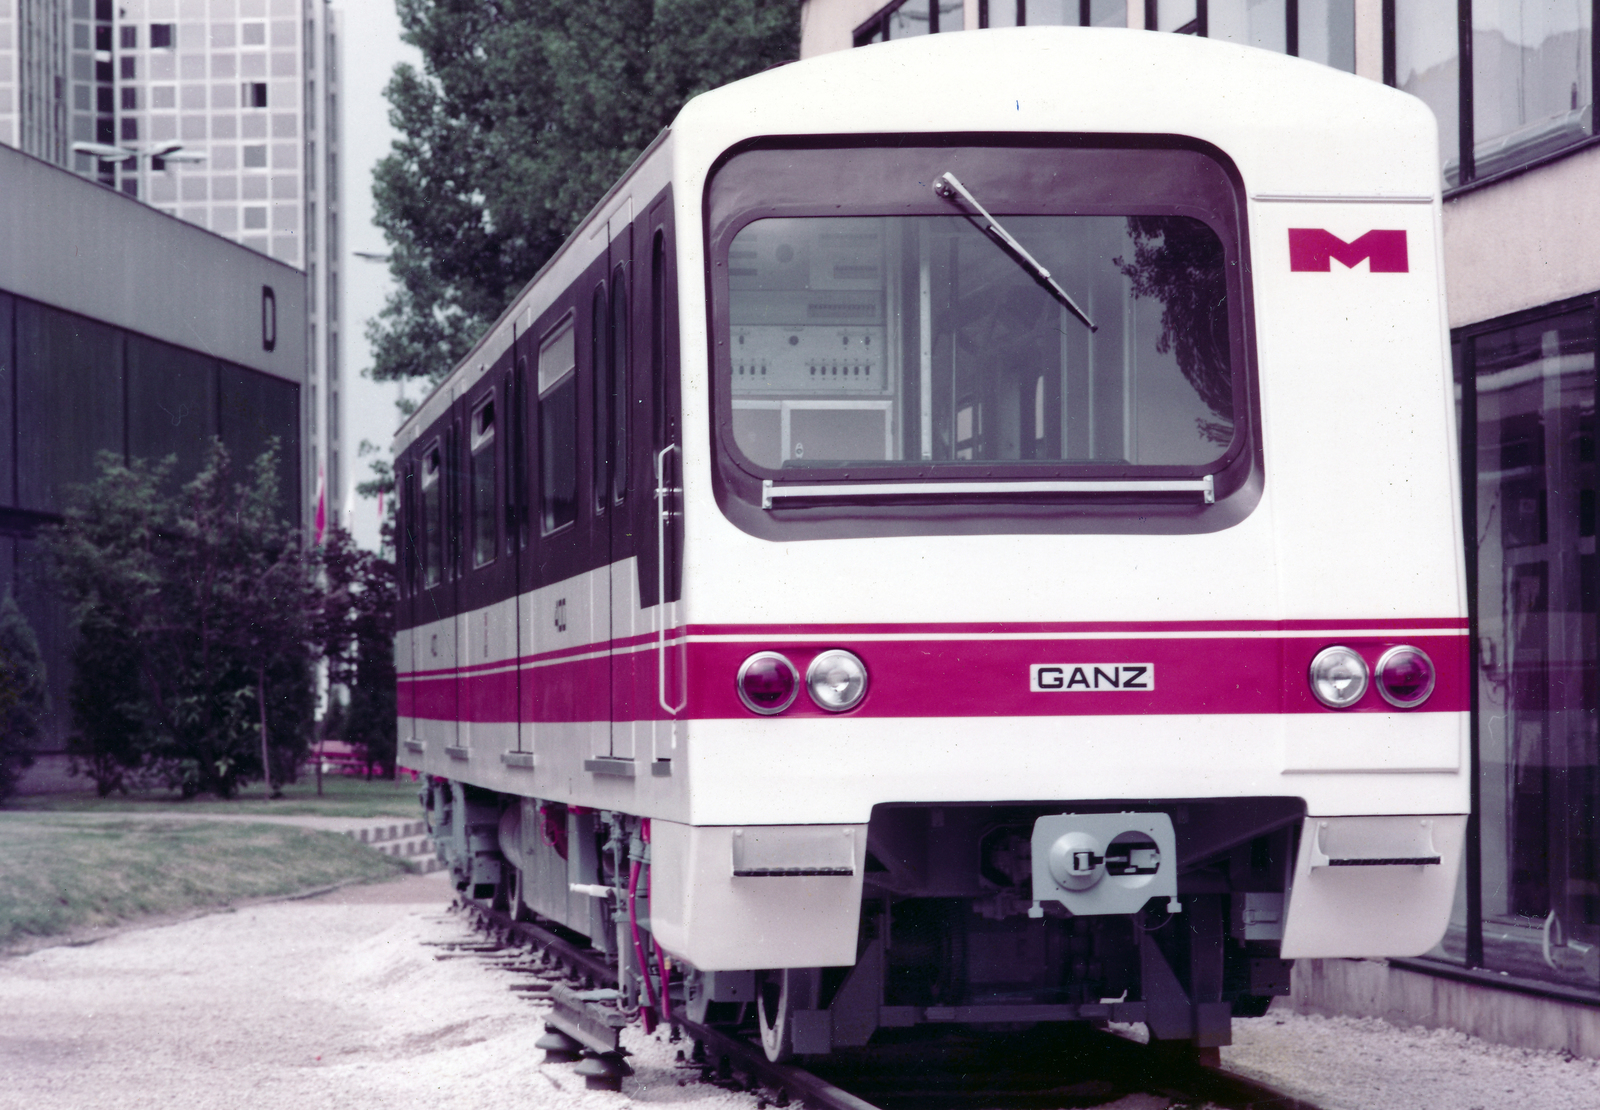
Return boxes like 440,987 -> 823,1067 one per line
6,774 -> 426,819
0,814 -> 415,951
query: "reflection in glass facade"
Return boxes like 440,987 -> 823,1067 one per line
1399,0 -> 1596,188
1436,302 -> 1600,994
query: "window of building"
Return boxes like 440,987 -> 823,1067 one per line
982,0 -> 1127,27
242,144 -> 267,167
1443,296 -> 1600,994
120,87 -> 136,110
120,117 -> 137,140
242,22 -> 266,46
1138,0 -> 1354,69
96,86 -> 113,113
150,23 -> 174,48
1395,0 -> 1594,190
120,25 -> 136,48
94,24 -> 111,51
538,315 -> 579,535
243,206 -> 268,229
855,0 -> 965,44
120,56 -> 135,79
243,82 -> 268,108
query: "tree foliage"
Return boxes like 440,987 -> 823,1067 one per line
369,0 -> 799,384
314,526 -> 398,778
45,444 -> 318,799
0,589 -> 47,803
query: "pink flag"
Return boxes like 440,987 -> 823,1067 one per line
313,462 -> 327,546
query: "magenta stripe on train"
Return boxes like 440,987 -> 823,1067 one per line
397,624 -> 1469,722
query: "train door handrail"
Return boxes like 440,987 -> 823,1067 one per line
656,443 -> 686,715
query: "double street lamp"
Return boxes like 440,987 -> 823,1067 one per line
71,141 -> 207,170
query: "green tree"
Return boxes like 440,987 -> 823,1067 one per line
369,0 -> 799,384
0,589 -> 47,803
45,443 -> 318,799
314,526 -> 398,778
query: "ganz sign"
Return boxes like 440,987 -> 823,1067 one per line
1288,228 -> 1408,273
1030,664 -> 1154,692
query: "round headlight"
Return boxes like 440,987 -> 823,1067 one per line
1308,645 -> 1369,709
737,652 -> 799,715
806,649 -> 868,712
1375,645 -> 1436,708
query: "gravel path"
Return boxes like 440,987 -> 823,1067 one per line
1,871 -> 1596,1110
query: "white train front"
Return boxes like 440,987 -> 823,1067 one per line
393,28 -> 1469,1062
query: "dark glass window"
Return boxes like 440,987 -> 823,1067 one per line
126,335 -> 218,487
120,56 -> 135,79
119,25 -> 136,48
611,266 -> 630,502
15,302 -> 123,515
150,23 -> 174,48
244,82 -> 268,108
855,0 -> 964,44
94,24 -> 111,51
470,397 -> 497,567
420,443 -> 443,588
218,361 -> 301,523
538,318 -> 578,534
591,284 -> 610,512
1468,308 -> 1599,988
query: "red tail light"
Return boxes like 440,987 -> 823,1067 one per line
737,652 -> 799,715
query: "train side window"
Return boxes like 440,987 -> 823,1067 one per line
539,315 -> 579,534
419,441 -> 442,588
514,356 -> 532,550
469,395 -> 497,567
591,284 -> 610,513
611,265 -> 630,502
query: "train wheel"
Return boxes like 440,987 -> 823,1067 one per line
756,968 -> 821,1063
756,970 -> 795,1063
509,864 -> 532,922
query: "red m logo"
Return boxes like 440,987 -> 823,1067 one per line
1288,228 -> 1409,273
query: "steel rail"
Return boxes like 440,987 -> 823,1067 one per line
454,896 -> 1321,1110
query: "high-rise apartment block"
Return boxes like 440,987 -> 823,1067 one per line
0,0 -> 342,526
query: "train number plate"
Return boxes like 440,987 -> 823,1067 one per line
1029,664 -> 1154,692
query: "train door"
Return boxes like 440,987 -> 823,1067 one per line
413,421 -> 459,755
603,213 -> 634,758
647,202 -> 685,762
459,355 -> 518,758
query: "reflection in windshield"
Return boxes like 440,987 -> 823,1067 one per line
726,215 -> 1234,472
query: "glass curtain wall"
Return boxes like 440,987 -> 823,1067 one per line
1137,0 -> 1356,69
1440,297 -> 1600,994
1396,0 -> 1595,188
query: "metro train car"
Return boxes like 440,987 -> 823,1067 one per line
394,27 -> 1468,1063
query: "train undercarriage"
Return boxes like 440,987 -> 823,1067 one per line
422,779 -> 1300,1062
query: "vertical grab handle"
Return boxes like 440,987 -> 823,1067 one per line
656,444 -> 686,715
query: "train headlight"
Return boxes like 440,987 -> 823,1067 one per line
737,651 -> 800,715
1308,645 -> 1369,709
806,650 -> 868,712
1375,645 -> 1436,708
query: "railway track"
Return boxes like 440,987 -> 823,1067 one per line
447,897 -> 1321,1110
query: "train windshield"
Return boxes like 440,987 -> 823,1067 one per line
727,213 -> 1232,471
709,142 -> 1249,495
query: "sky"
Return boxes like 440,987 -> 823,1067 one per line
335,0 -> 422,550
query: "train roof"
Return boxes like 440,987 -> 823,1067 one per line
396,27 -> 1438,445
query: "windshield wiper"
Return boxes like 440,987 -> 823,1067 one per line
932,171 -> 1097,333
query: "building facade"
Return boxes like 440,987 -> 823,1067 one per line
0,0 -> 342,528
803,0 -> 1600,1052
0,140 -> 306,750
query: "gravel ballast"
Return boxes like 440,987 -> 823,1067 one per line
1,872 -> 1596,1110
